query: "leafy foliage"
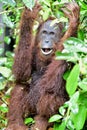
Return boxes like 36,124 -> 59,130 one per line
0,0 -> 87,130
24,117 -> 35,125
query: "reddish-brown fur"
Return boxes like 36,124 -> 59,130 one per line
6,3 -> 80,130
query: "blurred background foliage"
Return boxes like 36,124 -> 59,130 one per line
0,0 -> 87,129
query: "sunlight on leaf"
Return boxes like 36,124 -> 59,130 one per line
0,66 -> 11,78
49,114 -> 62,123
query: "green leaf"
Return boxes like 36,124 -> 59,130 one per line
49,114 -> 62,123
69,91 -> 79,105
56,52 -> 73,59
63,70 -> 71,80
24,117 -> 34,125
3,14 -> 14,28
69,91 -> 79,114
52,1 -> 59,6
54,123 -> 60,130
56,121 -> 66,130
40,0 -> 50,7
66,64 -> 80,96
22,0 -> 35,10
79,1 -> 87,10
0,58 -> 7,66
78,30 -> 85,41
5,51 -> 14,58
64,37 -> 87,54
79,78 -> 87,91
40,6 -> 51,20
43,8 -> 51,20
70,102 -> 79,115
0,104 -> 8,113
0,0 -> 16,6
0,48 -> 4,56
0,66 -> 11,78
8,75 -> 14,82
4,36 -> 11,45
78,92 -> 87,108
67,119 -> 75,130
58,0 -> 61,2
55,51 -> 79,63
71,105 -> 87,130
0,28 -> 4,36
59,106 -> 66,116
0,82 -> 5,90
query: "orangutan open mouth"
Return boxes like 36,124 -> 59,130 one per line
41,48 -> 53,55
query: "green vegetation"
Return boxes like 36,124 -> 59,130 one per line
0,0 -> 87,129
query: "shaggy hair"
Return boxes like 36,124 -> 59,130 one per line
6,3 -> 79,130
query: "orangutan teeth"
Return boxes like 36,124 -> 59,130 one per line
41,49 -> 53,55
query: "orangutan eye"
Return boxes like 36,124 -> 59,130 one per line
50,31 -> 55,35
42,30 -> 47,34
